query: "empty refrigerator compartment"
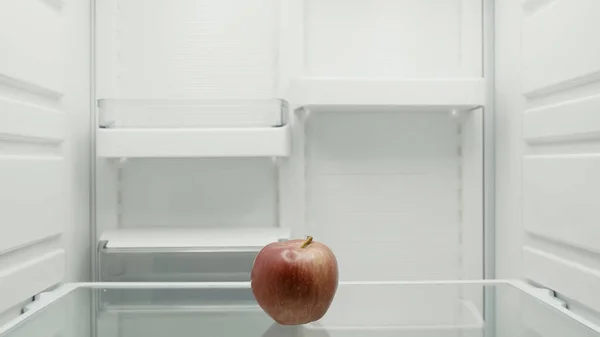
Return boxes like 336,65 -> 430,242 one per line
96,157 -> 285,282
96,99 -> 290,158
112,158 -> 279,229
292,107 -> 483,282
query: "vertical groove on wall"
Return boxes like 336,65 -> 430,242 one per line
483,0 -> 496,335
273,157 -> 281,228
116,162 -> 123,228
457,119 -> 465,315
301,109 -> 310,239
89,0 -> 97,282
90,2 -> 99,337
456,118 -> 465,333
457,121 -> 464,253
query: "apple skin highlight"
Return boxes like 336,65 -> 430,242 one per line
250,236 -> 339,325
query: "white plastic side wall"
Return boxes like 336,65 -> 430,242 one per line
496,0 -> 600,326
0,0 -> 91,318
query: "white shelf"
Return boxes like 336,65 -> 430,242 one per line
290,78 -> 485,109
100,227 -> 291,251
96,126 -> 290,158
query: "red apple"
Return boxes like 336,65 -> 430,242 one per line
251,236 -> 339,325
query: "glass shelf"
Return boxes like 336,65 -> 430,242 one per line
2,281 -> 599,337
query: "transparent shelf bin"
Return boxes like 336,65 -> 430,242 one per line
98,227 -> 291,282
95,99 -> 290,158
3,281 -> 599,337
97,99 -> 288,129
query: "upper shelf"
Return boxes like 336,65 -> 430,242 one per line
99,227 -> 291,253
96,99 -> 290,158
95,79 -> 484,158
97,127 -> 290,158
290,78 -> 485,110
98,99 -> 287,128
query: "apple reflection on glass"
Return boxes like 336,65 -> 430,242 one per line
261,322 -> 332,337
251,236 -> 339,325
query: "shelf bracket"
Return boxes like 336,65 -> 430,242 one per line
99,121 -> 116,129
107,157 -> 128,167
531,287 -> 568,309
21,285 -> 76,314
451,108 -> 459,118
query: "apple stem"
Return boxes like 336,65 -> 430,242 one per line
301,236 -> 313,248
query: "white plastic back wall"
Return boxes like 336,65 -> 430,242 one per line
96,0 -> 483,99
303,0 -> 482,78
96,0 -> 279,99
304,110 -> 461,281
120,158 -> 277,229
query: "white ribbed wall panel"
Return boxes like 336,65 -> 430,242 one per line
496,0 -> 600,319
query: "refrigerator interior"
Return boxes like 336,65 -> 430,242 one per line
2,0 -> 600,335
92,0 -> 487,329
94,0 -> 484,285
